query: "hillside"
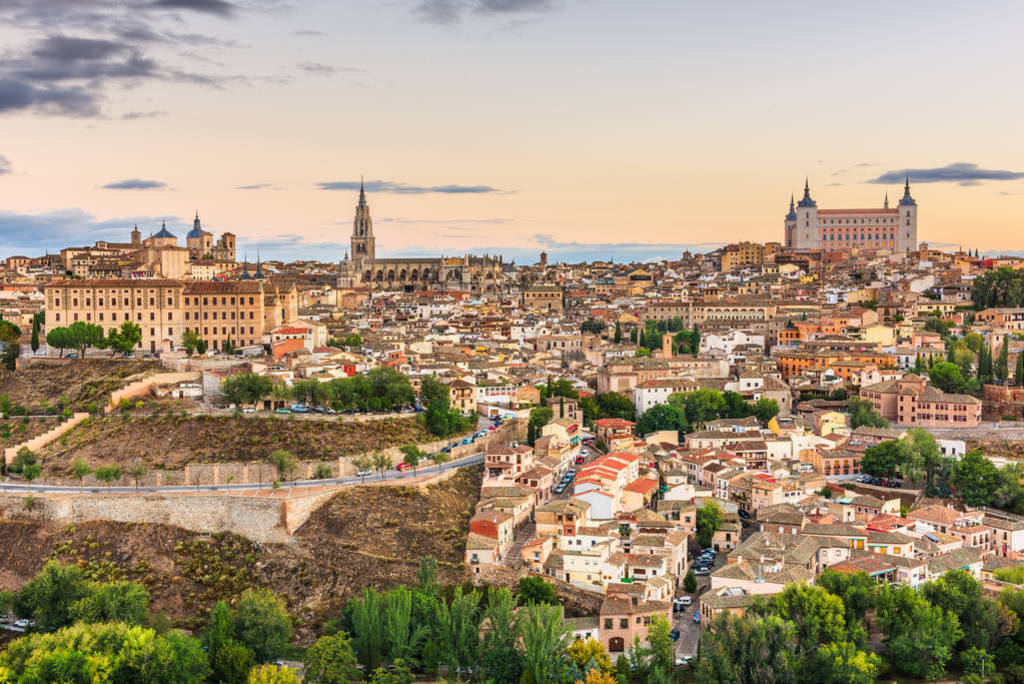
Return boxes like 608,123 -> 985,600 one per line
38,413 -> 435,474
0,466 -> 481,641
0,359 -> 160,412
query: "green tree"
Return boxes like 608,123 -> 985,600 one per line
30,317 -> 39,353
753,583 -> 851,647
861,440 -> 903,478
10,446 -> 35,473
384,585 -> 428,666
222,373 -> 274,408
595,392 -> 635,421
248,663 -> 299,684
303,632 -> 362,684
902,427 -> 943,489
348,587 -> 386,670
434,586 -> 481,676
696,501 -> 723,548
810,641 -> 881,684
517,575 -> 558,606
817,569 -> 877,622
517,602 -> 572,684
480,587 -> 522,682
103,321 -> 142,356
0,622 -> 209,683
66,321 -> 105,357
683,570 -> 697,593
232,588 -> 293,663
645,615 -> 674,674
878,584 -> 963,681
13,562 -> 92,632
269,449 -> 296,482
1016,349 -> 1024,386
922,570 -> 1005,654
68,580 -> 149,625
694,612 -> 802,684
752,397 -> 780,423
94,464 -> 122,487
670,388 -> 727,428
372,451 -> 391,479
636,403 -> 689,437
613,322 -> 622,344
951,450 -> 1003,506
846,396 -> 889,429
398,445 -> 427,475
207,600 -> 255,684
930,361 -> 967,393
182,329 -> 208,355
997,341 -> 1010,383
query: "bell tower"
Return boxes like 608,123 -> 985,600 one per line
351,178 -> 375,262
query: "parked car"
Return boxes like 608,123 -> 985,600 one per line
356,469 -> 372,478
669,628 -> 680,642
675,656 -> 692,668
694,567 -> 711,576
693,611 -> 701,623
395,463 -> 410,471
289,404 -> 309,413
275,408 -> 291,414
575,455 -> 585,465
553,483 -> 567,495
889,480 -> 902,488
672,597 -> 691,611
241,407 -> 256,413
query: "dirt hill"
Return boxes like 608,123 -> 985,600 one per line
38,413 -> 434,474
0,466 -> 481,641
0,359 -> 160,412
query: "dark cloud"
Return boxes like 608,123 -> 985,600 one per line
0,208 -> 181,255
0,156 -> 10,175
121,110 -> 168,119
318,179 -> 504,194
870,163 -> 1024,187
102,178 -> 168,190
151,0 -> 238,17
0,78 -> 98,116
414,0 -> 557,24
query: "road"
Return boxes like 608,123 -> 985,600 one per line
0,452 -> 486,495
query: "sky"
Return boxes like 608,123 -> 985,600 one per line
2,0 -> 1024,262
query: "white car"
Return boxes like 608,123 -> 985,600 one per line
356,469 -> 372,478
241,407 -> 256,413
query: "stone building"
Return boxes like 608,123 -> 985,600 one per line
785,178 -> 918,252
337,182 -> 505,293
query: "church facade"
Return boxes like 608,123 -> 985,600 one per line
337,183 -> 505,293
784,178 -> 918,252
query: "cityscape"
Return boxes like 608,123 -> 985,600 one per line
2,2 -> 1024,684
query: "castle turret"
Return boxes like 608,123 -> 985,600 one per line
792,179 -> 819,249
898,177 -> 918,252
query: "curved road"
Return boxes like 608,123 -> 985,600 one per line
0,453 -> 485,495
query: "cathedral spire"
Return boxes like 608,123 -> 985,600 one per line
884,192 -> 889,209
358,175 -> 367,207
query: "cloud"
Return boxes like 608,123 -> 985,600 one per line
121,110 -> 168,119
102,178 -> 168,190
318,179 -> 505,194
151,0 -> 238,17
0,78 -> 98,116
414,0 -> 558,24
869,163 -> 1024,187
0,208 -> 182,254
292,29 -> 323,36
0,156 -> 10,175
235,183 -> 280,190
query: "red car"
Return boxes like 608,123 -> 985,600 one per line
395,463 -> 410,471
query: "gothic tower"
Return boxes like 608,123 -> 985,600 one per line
351,179 -> 375,262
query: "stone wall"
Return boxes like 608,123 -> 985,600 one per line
0,486 -> 347,544
4,413 -> 89,465
106,371 -> 202,412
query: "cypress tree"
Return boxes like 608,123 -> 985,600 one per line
614,322 -> 622,344
1016,351 -> 1024,387
997,342 -> 1010,384
30,318 -> 39,353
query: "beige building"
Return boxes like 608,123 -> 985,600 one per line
45,279 -> 298,354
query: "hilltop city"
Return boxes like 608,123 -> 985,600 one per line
0,180 -> 1022,683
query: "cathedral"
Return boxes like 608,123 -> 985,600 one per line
337,182 -> 505,293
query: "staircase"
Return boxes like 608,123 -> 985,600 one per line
503,521 -> 536,568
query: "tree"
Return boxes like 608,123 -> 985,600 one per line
694,612 -> 802,684
752,397 -> 780,423
367,659 -> 414,684
30,317 -> 39,353
613,322 -> 622,344
817,569 -> 877,623
930,361 -> 967,393
10,446 -> 35,473
861,440 -> 903,478
303,632 -> 362,684
670,388 -> 727,428
65,321 -> 105,357
1016,350 -> 1024,386
348,587 -> 386,670
595,392 -> 635,421
683,570 -> 697,593
45,327 -> 72,357
846,396 -> 889,429
103,321 -> 142,356
206,600 -> 255,684
128,462 -> 147,491
568,637 -> 613,675
922,570 -> 1005,654
951,451 -> 1003,506
399,445 -> 427,475
902,427 -> 942,489
70,459 -> 92,489
21,463 -> 40,485
645,615 -> 674,674
68,581 -> 149,625
182,329 -> 208,356
372,451 -> 391,479
232,588 -> 293,663
878,584 -> 963,681
753,583 -> 850,647
248,664 -> 299,684
696,501 -> 723,548
636,403 -> 688,437
810,641 -> 881,684
517,602 -> 572,684
517,575 -> 558,606
352,454 -> 374,480
94,464 -> 122,487
480,587 -> 522,682
269,449 -> 296,482
997,341 -> 1010,384
434,586 -> 481,676
384,585 -> 428,666
0,622 -> 209,683
222,373 -> 274,408
13,562 -> 91,632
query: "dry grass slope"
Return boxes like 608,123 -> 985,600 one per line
0,360 -> 161,412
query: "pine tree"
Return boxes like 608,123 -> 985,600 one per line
997,342 -> 1010,384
